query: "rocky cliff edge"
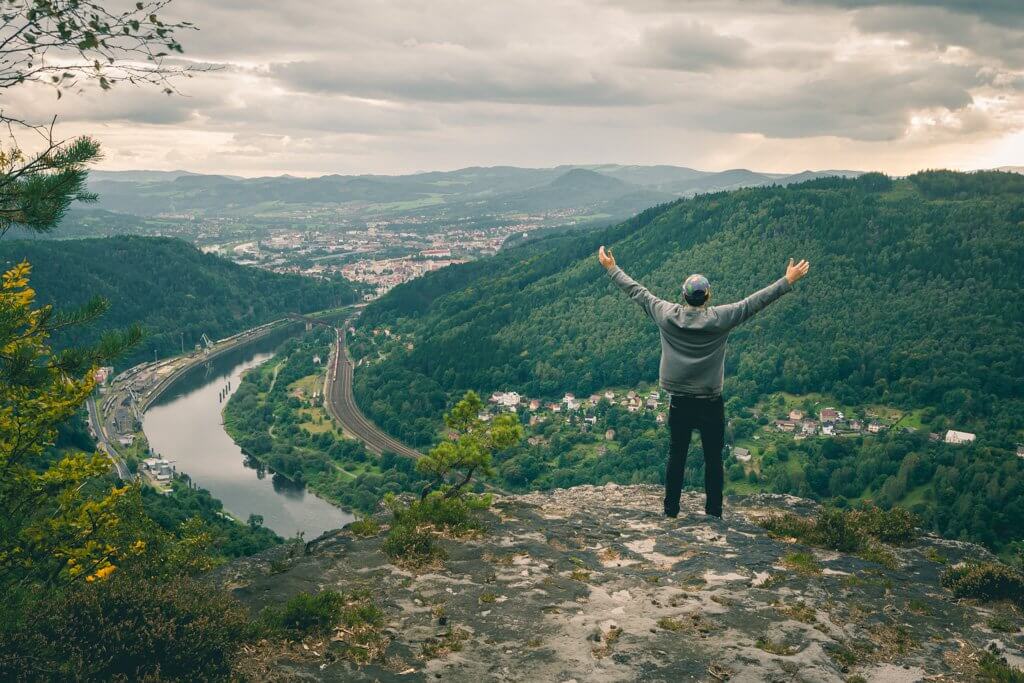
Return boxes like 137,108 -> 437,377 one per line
218,484 -> 1024,682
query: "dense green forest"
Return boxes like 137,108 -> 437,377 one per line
350,171 -> 1024,552
0,236 -> 361,369
223,329 -> 429,513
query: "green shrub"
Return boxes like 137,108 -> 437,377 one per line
758,512 -> 817,541
260,590 -> 346,636
393,492 -> 489,535
382,522 -> 446,568
0,572 -> 253,681
850,506 -> 919,545
783,551 -> 822,576
758,504 -> 918,556
976,650 -> 1024,682
341,599 -> 385,630
814,508 -> 862,553
987,614 -> 1018,633
381,491 -> 490,568
348,516 -> 381,537
857,543 -> 899,570
941,563 -> 1024,607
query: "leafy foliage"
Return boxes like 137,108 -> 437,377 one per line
0,261 -> 142,586
381,392 -> 522,567
380,518 -> 446,568
260,590 -> 347,637
1,568 -> 253,681
758,505 -> 918,554
0,137 -> 100,237
0,0 -> 191,95
417,390 -> 522,500
0,215 -> 298,680
941,562 -> 1024,607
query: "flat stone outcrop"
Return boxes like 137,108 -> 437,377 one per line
220,484 -> 1023,682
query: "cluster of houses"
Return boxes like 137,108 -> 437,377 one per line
773,407 -> 881,438
483,390 -> 994,453
484,388 -> 668,439
141,457 -> 175,484
488,388 -> 665,419
771,406 -> 980,446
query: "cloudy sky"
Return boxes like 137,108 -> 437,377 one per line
15,0 -> 1024,176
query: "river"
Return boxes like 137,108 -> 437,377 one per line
142,326 -> 354,539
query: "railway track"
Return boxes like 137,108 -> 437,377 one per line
324,326 -> 422,460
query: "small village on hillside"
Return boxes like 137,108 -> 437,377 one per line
355,324 -> 1018,463
479,386 -> 990,454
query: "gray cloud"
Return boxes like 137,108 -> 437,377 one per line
709,61 -> 989,140
268,45 -> 660,106
851,5 -> 1024,68
17,0 -> 1022,175
785,0 -> 1024,28
629,21 -> 752,71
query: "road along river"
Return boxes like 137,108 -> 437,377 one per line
142,326 -> 354,539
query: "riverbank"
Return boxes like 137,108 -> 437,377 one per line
222,327 -> 428,515
142,327 -> 354,539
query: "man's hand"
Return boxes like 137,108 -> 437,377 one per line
598,245 -> 616,271
785,258 -> 810,285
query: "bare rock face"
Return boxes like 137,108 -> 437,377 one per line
222,485 -> 1023,682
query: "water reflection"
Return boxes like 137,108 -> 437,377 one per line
143,324 -> 353,539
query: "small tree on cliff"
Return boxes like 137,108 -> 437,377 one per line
382,392 -> 522,567
417,390 -> 522,501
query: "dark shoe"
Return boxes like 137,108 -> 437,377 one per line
664,510 -> 678,519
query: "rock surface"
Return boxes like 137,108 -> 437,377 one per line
220,484 -> 1024,682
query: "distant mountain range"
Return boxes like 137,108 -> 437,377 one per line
82,164 -> 863,223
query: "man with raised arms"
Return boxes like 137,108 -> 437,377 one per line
598,246 -> 809,518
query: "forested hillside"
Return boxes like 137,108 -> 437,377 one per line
356,171 -> 1022,446
351,171 -> 1024,552
0,236 -> 360,369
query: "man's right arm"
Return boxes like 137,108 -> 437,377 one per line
599,246 -> 670,323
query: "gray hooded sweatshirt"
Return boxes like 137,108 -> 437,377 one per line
608,266 -> 792,397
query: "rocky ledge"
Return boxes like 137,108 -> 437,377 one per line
220,484 -> 1024,682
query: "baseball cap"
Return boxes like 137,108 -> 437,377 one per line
682,274 -> 710,305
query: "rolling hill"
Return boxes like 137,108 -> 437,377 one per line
348,170 -> 1024,551
354,171 -> 1023,444
0,236 -> 360,369
68,165 -> 862,229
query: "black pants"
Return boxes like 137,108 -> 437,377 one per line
665,394 -> 725,517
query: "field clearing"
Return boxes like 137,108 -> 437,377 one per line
288,372 -> 324,397
297,407 -> 334,434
